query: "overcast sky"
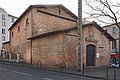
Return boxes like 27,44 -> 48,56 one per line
0,0 -> 119,26
0,0 -> 78,17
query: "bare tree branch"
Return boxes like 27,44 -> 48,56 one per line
96,17 -> 113,24
84,0 -> 120,28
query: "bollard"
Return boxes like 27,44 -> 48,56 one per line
106,67 -> 116,80
61,63 -> 63,71
82,64 -> 84,74
37,61 -> 41,69
65,63 -> 66,72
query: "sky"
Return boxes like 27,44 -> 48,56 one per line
0,0 -> 78,17
0,0 -> 119,26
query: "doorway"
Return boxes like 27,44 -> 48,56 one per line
86,44 -> 96,66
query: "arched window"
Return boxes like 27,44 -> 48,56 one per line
26,18 -> 29,27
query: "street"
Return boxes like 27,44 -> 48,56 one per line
0,63 -> 102,80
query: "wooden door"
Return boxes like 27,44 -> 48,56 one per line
86,44 -> 96,66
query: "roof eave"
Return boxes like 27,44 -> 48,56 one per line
8,5 -> 33,30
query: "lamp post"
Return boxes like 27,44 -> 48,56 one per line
77,0 -> 83,72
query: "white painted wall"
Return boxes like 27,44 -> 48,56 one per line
0,7 -> 17,53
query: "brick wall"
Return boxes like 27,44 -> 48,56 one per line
9,9 -> 33,63
83,25 -> 110,66
32,7 -> 76,36
32,33 -> 64,68
32,30 -> 77,69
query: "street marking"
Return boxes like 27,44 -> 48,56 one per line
0,67 -> 7,71
12,71 -> 32,76
43,78 -> 53,80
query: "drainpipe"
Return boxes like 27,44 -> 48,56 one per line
119,27 -> 120,68
30,7 -> 34,65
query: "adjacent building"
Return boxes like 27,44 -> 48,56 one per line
103,23 -> 119,59
3,4 -> 115,69
0,7 -> 17,54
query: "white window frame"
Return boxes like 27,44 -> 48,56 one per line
2,36 -> 5,41
2,14 -> 5,20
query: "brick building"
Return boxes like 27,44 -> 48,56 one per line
3,4 -> 115,69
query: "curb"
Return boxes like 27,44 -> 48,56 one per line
38,69 -> 106,80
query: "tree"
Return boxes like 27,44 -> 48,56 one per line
83,0 -> 120,67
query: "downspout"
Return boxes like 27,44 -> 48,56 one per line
30,7 -> 34,65
115,22 -> 120,68
63,32 -> 67,70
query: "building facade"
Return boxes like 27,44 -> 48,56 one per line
0,7 -> 17,54
3,5 -> 115,69
103,23 -> 119,59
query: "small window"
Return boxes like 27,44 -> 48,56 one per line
59,7 -> 61,15
2,14 -> 5,20
2,36 -> 5,41
2,21 -> 5,26
12,17 -> 14,23
26,18 -> 29,27
2,29 -> 5,34
11,32 -> 14,37
113,27 -> 116,34
18,26 -> 20,33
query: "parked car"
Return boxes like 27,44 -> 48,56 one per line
110,58 -> 119,68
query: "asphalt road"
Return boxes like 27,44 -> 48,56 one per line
0,63 -> 102,80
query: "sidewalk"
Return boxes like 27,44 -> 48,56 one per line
67,67 -> 120,80
0,61 -> 119,80
58,67 -> 116,80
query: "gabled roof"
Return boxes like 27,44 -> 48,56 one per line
9,4 -> 77,30
28,22 -> 115,41
27,27 -> 76,40
33,4 -> 77,19
91,22 -> 115,41
0,7 -> 6,12
8,14 -> 18,18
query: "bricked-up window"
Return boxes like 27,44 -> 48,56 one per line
2,29 -> 5,34
18,26 -> 20,33
2,14 -> 5,20
26,18 -> 29,27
